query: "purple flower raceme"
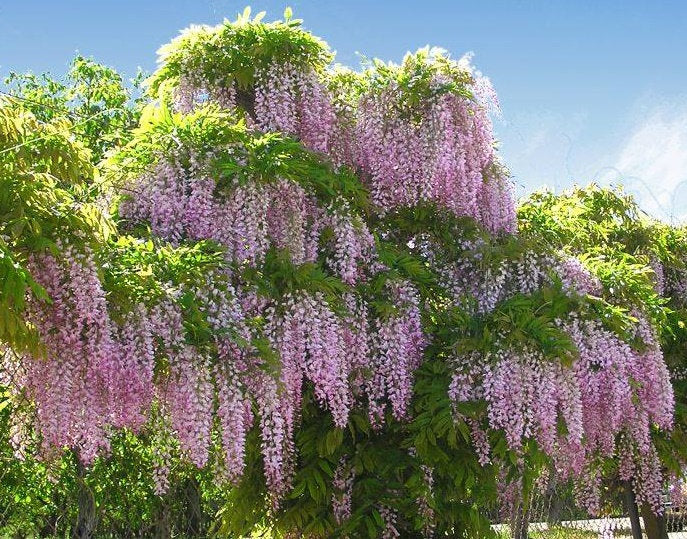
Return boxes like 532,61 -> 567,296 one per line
332,457 -> 355,525
21,243 -> 130,464
449,314 -> 675,515
368,280 -> 426,426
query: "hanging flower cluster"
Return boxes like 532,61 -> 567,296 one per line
368,280 -> 426,426
268,292 -> 352,431
113,112 -> 432,507
163,350 -> 214,468
436,222 -> 675,515
449,312 -> 674,514
121,160 -> 320,265
332,457 -> 355,525
426,238 -> 559,314
14,243 -> 155,464
255,62 -> 338,155
159,32 -> 517,236
326,203 -> 376,285
121,152 -> 380,279
356,88 -> 512,234
272,56 -> 514,234
666,254 -> 687,308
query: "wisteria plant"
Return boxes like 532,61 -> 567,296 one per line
0,7 -> 684,539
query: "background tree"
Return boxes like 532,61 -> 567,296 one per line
4,55 -> 146,162
519,185 -> 687,537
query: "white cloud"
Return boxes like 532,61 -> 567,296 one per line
495,109 -> 588,196
496,95 -> 687,223
598,97 -> 687,224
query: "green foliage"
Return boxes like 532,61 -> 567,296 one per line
243,248 -> 349,305
215,130 -> 368,210
323,47 -> 481,128
0,401 -> 225,537
108,102 -> 368,212
4,56 -> 145,162
0,98 -> 113,353
363,46 -> 476,114
148,7 -> 332,97
410,359 -> 498,538
518,184 -> 655,248
106,102 -> 239,175
147,8 -> 481,133
461,287 -> 578,362
519,184 -> 668,331
519,184 -> 687,479
103,235 -> 224,313
2,9 -> 686,538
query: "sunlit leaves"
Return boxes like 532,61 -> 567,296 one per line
363,46 -> 476,118
148,9 -> 332,97
4,56 -> 145,163
0,99 -> 112,352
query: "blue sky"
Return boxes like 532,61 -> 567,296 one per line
2,1 -> 687,222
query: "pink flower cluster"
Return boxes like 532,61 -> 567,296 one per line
170,57 -> 517,233
568,318 -> 673,457
268,292 -> 352,431
368,280 -> 426,426
117,136 -> 434,503
255,63 -> 337,155
555,256 -> 602,296
416,463 -> 436,538
111,306 -> 155,430
173,75 -> 236,113
215,364 -> 253,482
19,244 -> 154,464
364,94 -> 470,207
163,349 -> 214,467
378,504 -> 401,539
666,256 -> 687,307
327,203 -> 376,285
450,349 -> 580,456
248,368 -> 291,503
115,60 -> 518,508
14,38 -> 679,529
449,314 -> 675,515
332,457 -> 355,525
429,242 -> 558,314
122,163 -> 328,267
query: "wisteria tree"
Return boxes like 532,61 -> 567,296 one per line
0,8 -> 683,538
519,185 -> 687,535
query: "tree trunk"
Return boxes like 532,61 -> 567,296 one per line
153,499 -> 171,539
72,460 -> 97,539
39,507 -> 59,536
510,490 -> 531,539
623,481 -> 643,539
641,503 -> 669,539
181,477 -> 204,537
546,477 -> 564,525
510,506 -> 530,539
